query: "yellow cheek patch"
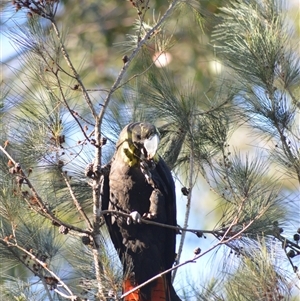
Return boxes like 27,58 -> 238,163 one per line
117,123 -> 159,167
121,140 -> 139,167
153,153 -> 159,163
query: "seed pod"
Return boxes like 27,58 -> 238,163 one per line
181,187 -> 189,196
194,247 -> 201,255
16,176 -> 24,186
100,137 -> 107,146
57,160 -> 64,168
85,163 -> 94,178
195,231 -> 203,238
122,55 -> 129,64
293,266 -> 298,272
58,135 -> 65,144
7,160 -> 14,167
81,236 -> 91,245
287,250 -> 295,258
293,233 -> 300,242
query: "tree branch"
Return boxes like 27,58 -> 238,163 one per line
2,238 -> 80,301
0,145 -> 91,236
97,0 -> 181,126
101,209 -> 227,237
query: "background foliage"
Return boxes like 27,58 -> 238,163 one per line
0,0 -> 299,300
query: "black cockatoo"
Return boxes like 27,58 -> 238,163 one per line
101,122 -> 181,301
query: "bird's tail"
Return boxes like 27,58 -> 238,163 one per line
123,275 -> 181,301
123,278 -> 140,301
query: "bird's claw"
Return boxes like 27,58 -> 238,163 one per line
127,211 -> 142,225
142,212 -> 156,220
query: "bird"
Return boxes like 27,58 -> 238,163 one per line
101,122 -> 181,301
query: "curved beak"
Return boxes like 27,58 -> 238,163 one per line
143,134 -> 159,159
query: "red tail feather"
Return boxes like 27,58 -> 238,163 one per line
123,279 -> 140,301
150,276 -> 168,301
123,276 -> 169,301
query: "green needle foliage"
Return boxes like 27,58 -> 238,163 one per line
0,0 -> 299,300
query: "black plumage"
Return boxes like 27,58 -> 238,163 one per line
101,122 -> 181,301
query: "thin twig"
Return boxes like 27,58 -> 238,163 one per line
121,215 -> 259,300
85,88 -> 110,93
172,147 -> 194,282
61,172 -> 93,231
53,288 -> 79,301
112,51 -> 168,92
41,277 -> 54,301
54,71 -> 91,142
101,209 -> 225,236
51,20 -> 97,119
276,124 -> 300,183
221,197 -> 247,240
192,98 -> 231,116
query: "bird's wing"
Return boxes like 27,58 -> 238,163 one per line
100,163 -> 125,256
152,157 -> 177,273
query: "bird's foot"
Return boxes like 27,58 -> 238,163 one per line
127,211 -> 142,225
142,212 -> 156,220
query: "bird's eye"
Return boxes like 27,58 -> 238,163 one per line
136,134 -> 141,140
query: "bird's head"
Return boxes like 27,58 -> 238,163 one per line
116,122 -> 160,166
